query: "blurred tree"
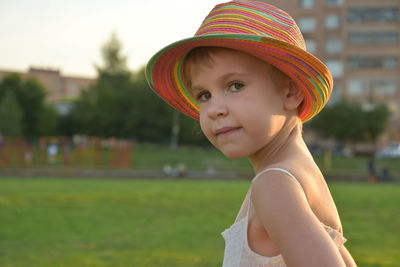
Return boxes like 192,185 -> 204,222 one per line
309,101 -> 390,143
40,104 -> 60,136
65,32 -> 210,145
126,67 -> 173,141
365,104 -> 390,141
0,90 -> 23,136
66,32 -> 132,137
67,33 -> 173,142
0,74 -> 47,138
95,32 -> 129,77
130,67 -> 208,145
179,114 -> 209,145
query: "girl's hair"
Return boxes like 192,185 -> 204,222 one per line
182,46 -> 290,91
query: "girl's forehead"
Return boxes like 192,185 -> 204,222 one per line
187,49 -> 289,96
208,48 -> 268,66
189,48 -> 272,77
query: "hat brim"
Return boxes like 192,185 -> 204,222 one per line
146,34 -> 332,122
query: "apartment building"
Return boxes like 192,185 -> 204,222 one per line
259,0 -> 400,141
0,67 -> 94,103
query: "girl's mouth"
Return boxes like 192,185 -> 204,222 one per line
215,126 -> 242,138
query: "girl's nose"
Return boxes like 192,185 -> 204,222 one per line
207,97 -> 228,119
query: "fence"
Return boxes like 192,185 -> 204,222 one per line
0,136 -> 134,169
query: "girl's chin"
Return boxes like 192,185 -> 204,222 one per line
211,141 -> 252,159
220,149 -> 248,159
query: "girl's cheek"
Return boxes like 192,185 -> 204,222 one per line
199,117 -> 213,141
199,116 -> 206,134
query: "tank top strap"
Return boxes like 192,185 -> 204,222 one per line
246,167 -> 305,217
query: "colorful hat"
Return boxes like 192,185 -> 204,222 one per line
146,0 -> 333,122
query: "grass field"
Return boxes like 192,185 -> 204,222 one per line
0,178 -> 399,266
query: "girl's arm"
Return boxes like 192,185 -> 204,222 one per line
250,172 -> 347,267
339,245 -> 357,267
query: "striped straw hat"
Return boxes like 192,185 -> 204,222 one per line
146,0 -> 333,122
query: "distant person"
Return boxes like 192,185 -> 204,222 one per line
367,157 -> 377,183
24,148 -> 33,165
380,166 -> 393,182
146,1 -> 355,266
47,143 -> 58,164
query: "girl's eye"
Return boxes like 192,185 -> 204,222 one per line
197,92 -> 211,102
229,82 -> 244,92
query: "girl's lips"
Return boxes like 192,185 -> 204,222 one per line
215,126 -> 242,138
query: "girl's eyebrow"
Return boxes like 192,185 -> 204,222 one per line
190,86 -> 206,95
190,72 -> 247,93
217,72 -> 246,84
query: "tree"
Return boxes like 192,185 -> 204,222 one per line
95,32 -> 129,77
365,104 -> 390,141
0,90 -> 23,136
67,33 -> 173,141
309,101 -> 390,143
66,33 -> 131,137
66,32 -> 210,145
122,67 -> 173,141
40,104 -> 59,136
179,113 -> 209,145
0,74 -> 47,138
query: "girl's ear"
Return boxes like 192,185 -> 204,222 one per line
282,80 -> 304,111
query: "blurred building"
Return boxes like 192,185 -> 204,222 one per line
258,0 -> 400,141
0,67 -> 94,103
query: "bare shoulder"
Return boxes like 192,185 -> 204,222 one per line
249,168 -> 318,243
250,168 -> 311,226
250,165 -> 312,210
252,162 -> 343,234
249,169 -> 346,266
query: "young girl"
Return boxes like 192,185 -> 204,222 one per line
146,1 -> 356,266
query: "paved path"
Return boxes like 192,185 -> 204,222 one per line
0,168 -> 245,180
0,167 -> 390,182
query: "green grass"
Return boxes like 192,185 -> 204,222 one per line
0,178 -> 399,266
329,183 -> 400,266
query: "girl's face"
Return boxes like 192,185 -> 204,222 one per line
189,49 -> 289,159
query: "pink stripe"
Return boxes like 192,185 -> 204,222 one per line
198,8 -> 301,46
239,1 -> 293,24
198,20 -> 295,45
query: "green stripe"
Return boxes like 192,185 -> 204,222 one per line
176,58 -> 198,106
308,78 -> 319,115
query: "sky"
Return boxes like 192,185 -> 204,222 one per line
0,0 -> 217,77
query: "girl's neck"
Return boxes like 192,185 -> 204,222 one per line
248,117 -> 309,174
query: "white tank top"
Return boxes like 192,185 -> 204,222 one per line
221,168 -> 347,267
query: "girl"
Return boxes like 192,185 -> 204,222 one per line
146,1 -> 356,266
